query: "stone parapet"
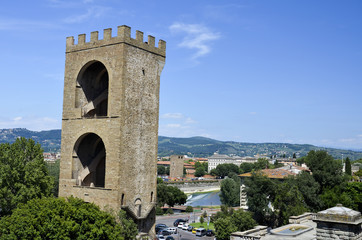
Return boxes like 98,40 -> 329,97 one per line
66,25 -> 166,57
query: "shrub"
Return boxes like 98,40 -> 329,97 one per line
156,206 -> 164,215
185,206 -> 194,212
166,208 -> 174,214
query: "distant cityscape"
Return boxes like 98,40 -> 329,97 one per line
1,128 -> 362,160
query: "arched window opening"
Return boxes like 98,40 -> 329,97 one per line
121,193 -> 125,206
75,61 -> 109,118
135,198 -> 142,217
72,133 -> 106,188
150,192 -> 153,202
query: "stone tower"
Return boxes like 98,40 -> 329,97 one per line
58,25 -> 166,237
170,155 -> 184,178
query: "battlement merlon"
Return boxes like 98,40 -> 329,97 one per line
65,25 -> 166,57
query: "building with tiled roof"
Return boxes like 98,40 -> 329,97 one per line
239,168 -> 296,179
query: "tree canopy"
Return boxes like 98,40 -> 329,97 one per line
156,184 -> 187,207
220,178 -> 240,207
0,197 -> 138,240
304,150 -> 343,189
210,163 -> 239,178
0,138 -> 54,217
213,208 -> 256,240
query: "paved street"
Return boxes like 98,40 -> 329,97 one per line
156,211 -> 217,240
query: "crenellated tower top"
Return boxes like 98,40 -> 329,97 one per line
66,25 -> 166,57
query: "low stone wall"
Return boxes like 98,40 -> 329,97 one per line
165,180 -> 220,193
230,225 -> 268,240
289,212 -> 314,224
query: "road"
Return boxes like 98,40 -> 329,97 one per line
156,211 -> 218,240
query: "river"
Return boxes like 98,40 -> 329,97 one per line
185,191 -> 221,207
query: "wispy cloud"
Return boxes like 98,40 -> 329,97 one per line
161,113 -> 184,119
169,22 -> 220,60
63,6 -> 110,24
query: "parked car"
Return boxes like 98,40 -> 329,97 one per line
196,228 -> 207,237
192,228 -> 198,234
156,224 -> 168,234
165,237 -> 175,240
206,229 -> 215,236
177,222 -> 184,228
173,218 -> 188,227
187,225 -> 194,231
182,223 -> 189,230
158,229 -> 171,236
156,235 -> 165,240
166,227 -> 177,234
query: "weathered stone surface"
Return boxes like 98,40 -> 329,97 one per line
59,25 -> 165,238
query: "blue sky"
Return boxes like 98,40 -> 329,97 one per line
1,0 -> 361,150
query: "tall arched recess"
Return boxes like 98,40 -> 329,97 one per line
72,133 -> 106,188
75,61 -> 109,118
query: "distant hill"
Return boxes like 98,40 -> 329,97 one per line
1,128 -> 361,160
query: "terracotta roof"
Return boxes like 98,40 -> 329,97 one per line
157,161 -> 170,165
240,168 -> 296,179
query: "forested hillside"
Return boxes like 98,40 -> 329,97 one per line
1,128 -> 361,159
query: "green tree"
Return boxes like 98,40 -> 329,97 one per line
157,184 -> 187,207
156,206 -> 164,215
254,158 -> 270,170
213,163 -> 239,178
185,206 -> 193,213
0,138 -> 54,217
345,157 -> 352,176
200,216 -> 204,224
244,172 -> 275,225
294,172 -> 322,212
220,178 -> 240,207
214,217 -> 237,240
344,182 -> 362,212
214,208 -> 256,240
304,150 -> 343,189
157,165 -> 166,175
46,159 -> 60,197
239,162 -> 254,174
230,209 -> 257,232
194,167 -> 206,177
0,197 -> 137,240
319,185 -> 354,210
273,181 -> 308,226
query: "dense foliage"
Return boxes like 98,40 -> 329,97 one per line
46,159 -> 60,197
0,197 -> 137,240
156,184 -> 187,207
210,163 -> 239,177
213,206 -> 256,240
243,150 -> 362,227
0,138 -> 54,217
194,161 -> 208,177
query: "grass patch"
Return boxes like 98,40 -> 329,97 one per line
190,222 -> 215,230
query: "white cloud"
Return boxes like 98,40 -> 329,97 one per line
13,117 -> 22,121
166,124 -> 182,128
63,6 -> 110,24
161,113 -> 184,119
185,117 -> 196,124
169,22 -> 220,59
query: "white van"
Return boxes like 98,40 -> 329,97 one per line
196,228 -> 206,237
